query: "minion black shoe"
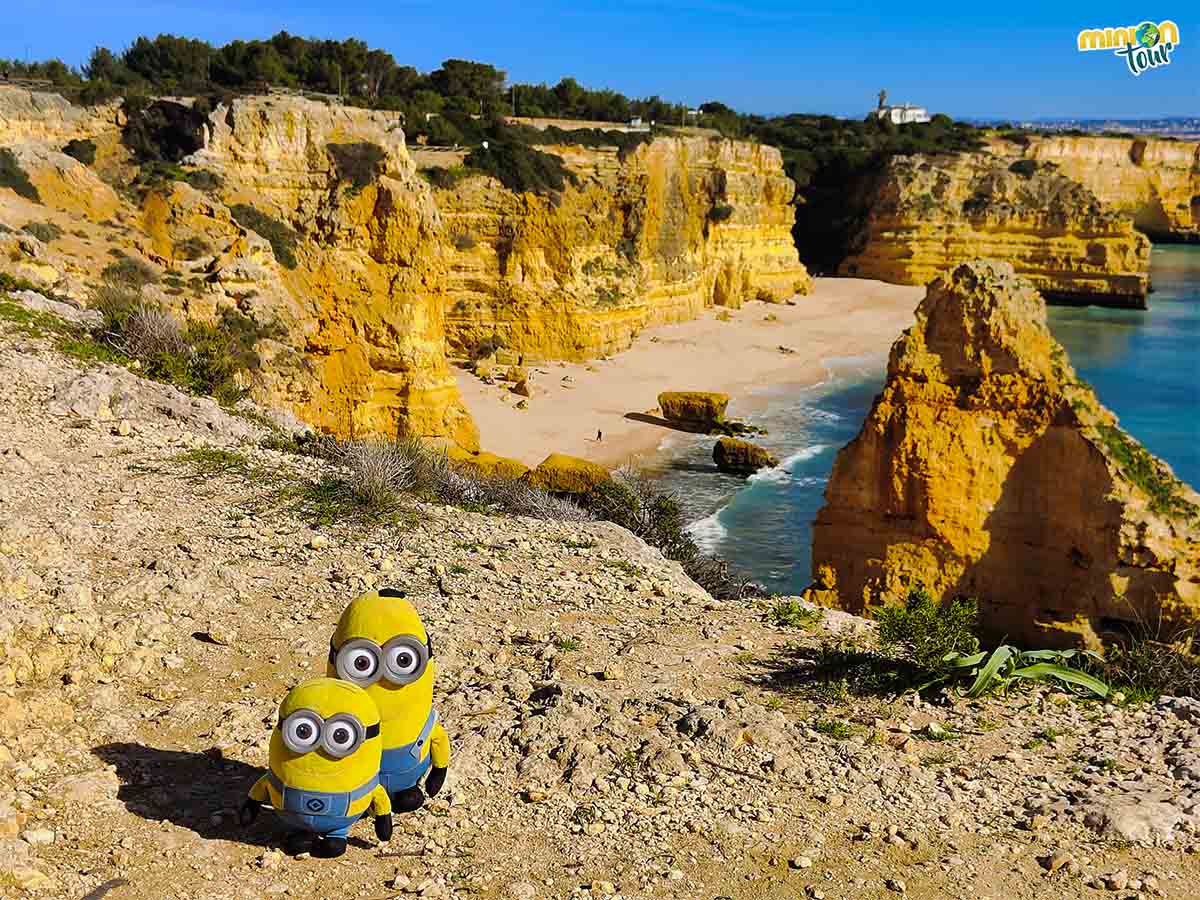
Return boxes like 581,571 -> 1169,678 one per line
284,831 -> 312,856
392,786 -> 425,812
313,836 -> 347,859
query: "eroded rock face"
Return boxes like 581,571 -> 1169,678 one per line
176,95 -> 479,449
840,153 -> 1151,308
522,453 -> 610,495
1024,135 -> 1200,242
436,137 -> 812,361
658,391 -> 730,432
811,260 -> 1200,647
713,437 -> 778,475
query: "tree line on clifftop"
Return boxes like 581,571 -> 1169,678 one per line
3,31 -> 986,267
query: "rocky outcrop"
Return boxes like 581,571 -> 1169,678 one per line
436,137 -> 812,361
522,453 -> 609,495
713,437 -> 777,475
811,260 -> 1200,647
840,153 -> 1151,308
658,391 -> 730,432
0,87 -> 121,146
171,95 -> 479,448
4,143 -> 120,220
1022,135 -> 1200,243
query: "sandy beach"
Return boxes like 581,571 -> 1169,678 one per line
456,277 -> 924,468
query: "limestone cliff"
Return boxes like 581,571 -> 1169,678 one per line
174,95 -> 479,448
839,153 -> 1151,308
810,260 -> 1200,648
1023,135 -> 1200,243
435,137 -> 811,361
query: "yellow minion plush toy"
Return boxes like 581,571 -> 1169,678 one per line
240,677 -> 393,858
328,589 -> 450,812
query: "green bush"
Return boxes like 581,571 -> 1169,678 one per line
327,142 -> 387,193
876,587 -> 979,674
419,165 -> 473,190
464,140 -> 576,195
22,222 -> 64,243
583,468 -> 752,599
708,204 -> 734,223
229,204 -> 298,269
1008,159 -> 1039,178
1088,630 -> 1200,701
62,138 -> 97,166
450,227 -> 478,251
1096,424 -> 1197,519
120,96 -> 207,163
0,148 -> 40,203
102,256 -> 160,289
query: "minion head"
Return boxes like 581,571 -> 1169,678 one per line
269,677 -> 382,785
327,589 -> 434,720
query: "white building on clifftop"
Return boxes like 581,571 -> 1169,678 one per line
875,102 -> 931,125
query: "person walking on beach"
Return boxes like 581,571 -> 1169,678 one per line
596,429 -> 603,442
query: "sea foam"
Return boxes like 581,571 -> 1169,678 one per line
685,509 -> 729,552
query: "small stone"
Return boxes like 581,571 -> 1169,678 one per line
258,849 -> 285,869
790,856 -> 813,869
1102,870 -> 1129,891
507,882 -> 536,900
590,879 -> 616,894
885,878 -> 907,893
1038,851 -> 1072,873
308,534 -> 329,550
21,828 -> 54,846
599,665 -> 624,681
115,419 -> 132,437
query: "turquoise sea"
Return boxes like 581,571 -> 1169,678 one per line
650,245 -> 1200,595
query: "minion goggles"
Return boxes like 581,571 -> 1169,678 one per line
329,634 -> 432,688
279,709 -> 380,757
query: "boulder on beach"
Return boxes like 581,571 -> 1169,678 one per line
713,437 -> 778,476
657,391 -> 730,432
523,453 -> 610,495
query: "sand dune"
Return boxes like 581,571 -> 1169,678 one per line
456,277 -> 924,468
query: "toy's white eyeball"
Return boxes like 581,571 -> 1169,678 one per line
335,640 -> 381,685
281,711 -> 322,753
322,715 -> 364,758
388,645 -> 420,676
381,636 -> 428,685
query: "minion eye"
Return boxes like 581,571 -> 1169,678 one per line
281,711 -> 322,753
335,640 -> 381,686
322,715 -> 364,758
382,637 -> 428,685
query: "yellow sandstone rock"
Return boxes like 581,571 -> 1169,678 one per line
658,391 -> 730,432
840,151 -> 1151,308
523,453 -> 610,495
812,260 -> 1200,648
1023,135 -> 1199,241
713,437 -> 778,475
436,137 -> 812,362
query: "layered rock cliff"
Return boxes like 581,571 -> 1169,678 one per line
1023,135 -> 1200,243
177,95 -> 479,447
810,260 -> 1200,647
839,153 -> 1151,308
435,137 -> 811,361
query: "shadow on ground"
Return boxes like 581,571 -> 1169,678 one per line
748,641 -> 917,701
623,411 -> 702,433
92,742 -> 281,849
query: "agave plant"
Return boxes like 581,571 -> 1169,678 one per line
927,646 -> 1110,699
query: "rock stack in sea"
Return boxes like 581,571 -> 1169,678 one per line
811,260 -> 1200,647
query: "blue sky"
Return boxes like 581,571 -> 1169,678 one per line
1,2 -> 1196,119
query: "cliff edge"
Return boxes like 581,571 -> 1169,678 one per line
811,260 -> 1200,647
839,154 -> 1151,308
